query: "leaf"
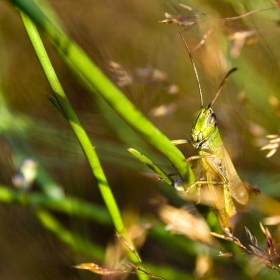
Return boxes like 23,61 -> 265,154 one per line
127,148 -> 173,185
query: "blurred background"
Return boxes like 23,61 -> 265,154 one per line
0,0 -> 280,279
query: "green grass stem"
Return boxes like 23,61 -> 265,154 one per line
19,11 -> 148,279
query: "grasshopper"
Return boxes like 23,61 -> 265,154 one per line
174,33 -> 258,234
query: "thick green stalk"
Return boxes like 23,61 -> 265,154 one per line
9,0 -> 195,185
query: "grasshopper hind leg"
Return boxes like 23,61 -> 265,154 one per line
174,179 -> 234,233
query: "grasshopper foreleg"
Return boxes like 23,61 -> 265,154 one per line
175,179 -> 224,197
171,139 -> 191,145
186,154 -> 216,162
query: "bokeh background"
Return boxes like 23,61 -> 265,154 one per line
0,0 -> 280,279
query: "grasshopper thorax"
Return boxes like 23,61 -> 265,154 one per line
191,106 -> 217,149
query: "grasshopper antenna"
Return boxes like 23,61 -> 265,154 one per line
179,32 -> 203,107
208,67 -> 238,108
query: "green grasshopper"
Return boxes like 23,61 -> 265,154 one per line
174,33 -> 258,234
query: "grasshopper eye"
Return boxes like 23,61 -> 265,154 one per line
209,113 -> 217,126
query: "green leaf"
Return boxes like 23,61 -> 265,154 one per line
128,148 -> 173,185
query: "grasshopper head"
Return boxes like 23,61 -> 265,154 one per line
191,106 -> 217,148
178,33 -> 236,149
